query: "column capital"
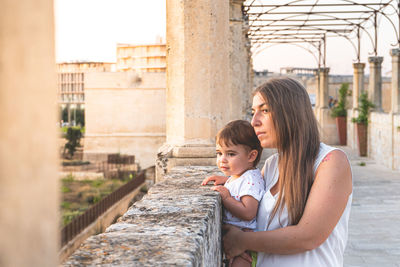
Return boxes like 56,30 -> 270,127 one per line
390,48 -> 400,57
368,56 -> 384,64
353,62 -> 366,69
318,67 -> 330,74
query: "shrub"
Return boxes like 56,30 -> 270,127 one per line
61,201 -> 71,209
62,210 -> 83,226
352,92 -> 375,125
61,185 -> 71,193
62,174 -> 75,183
331,83 -> 349,118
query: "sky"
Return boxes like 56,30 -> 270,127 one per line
55,0 -> 398,75
55,0 -> 166,63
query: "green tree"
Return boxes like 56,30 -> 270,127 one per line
64,127 -> 82,159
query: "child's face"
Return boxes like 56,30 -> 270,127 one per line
216,142 -> 255,178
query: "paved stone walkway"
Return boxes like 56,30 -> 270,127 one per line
339,146 -> 400,267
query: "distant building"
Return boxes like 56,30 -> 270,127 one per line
57,61 -> 115,125
116,43 -> 166,73
57,61 -> 114,73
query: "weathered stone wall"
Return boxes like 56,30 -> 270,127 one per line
346,109 -> 357,150
370,112 -> 393,169
394,114 -> 400,169
369,112 -> 400,170
83,72 -> 166,168
63,166 -> 223,266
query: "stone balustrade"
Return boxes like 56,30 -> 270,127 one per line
63,166 -> 223,266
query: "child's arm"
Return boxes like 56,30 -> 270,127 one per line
212,186 -> 258,221
201,175 -> 228,185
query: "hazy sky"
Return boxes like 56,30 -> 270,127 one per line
55,0 -> 166,62
55,0 -> 398,75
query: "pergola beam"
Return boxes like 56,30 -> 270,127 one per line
246,3 -> 389,8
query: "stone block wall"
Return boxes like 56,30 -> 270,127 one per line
394,114 -> 400,170
370,112 -> 392,169
369,112 -> 400,170
347,109 -> 357,150
83,72 -> 166,168
63,166 -> 223,266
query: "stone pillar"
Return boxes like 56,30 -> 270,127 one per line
368,56 -> 384,111
230,0 -> 252,120
318,68 -> 330,109
316,68 -> 338,144
0,1 -> 59,266
352,63 -> 366,109
348,63 -> 366,149
390,49 -> 400,113
158,0 -> 230,181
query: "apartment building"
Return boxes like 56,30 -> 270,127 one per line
116,43 -> 166,73
57,61 -> 115,125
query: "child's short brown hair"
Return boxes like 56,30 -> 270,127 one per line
216,120 -> 263,167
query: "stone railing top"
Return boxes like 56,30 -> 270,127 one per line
63,166 -> 223,267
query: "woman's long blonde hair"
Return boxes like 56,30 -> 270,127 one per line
254,78 -> 320,225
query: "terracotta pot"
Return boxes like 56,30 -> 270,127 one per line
356,123 -> 367,157
335,116 -> 347,146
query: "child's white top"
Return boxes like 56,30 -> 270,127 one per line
223,169 -> 265,230
256,143 -> 352,267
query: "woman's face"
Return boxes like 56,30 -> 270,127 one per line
251,92 -> 277,148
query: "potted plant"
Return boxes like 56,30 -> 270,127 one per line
352,92 -> 374,156
331,83 -> 349,145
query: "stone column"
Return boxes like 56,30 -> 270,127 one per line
352,63 -> 366,109
368,56 -> 384,111
390,49 -> 400,113
0,1 -> 59,266
318,68 -> 330,109
316,68 -> 338,144
158,0 -> 230,181
230,0 -> 252,120
348,63 -> 366,149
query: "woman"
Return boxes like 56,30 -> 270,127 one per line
203,77 -> 352,266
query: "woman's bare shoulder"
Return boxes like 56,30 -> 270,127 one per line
314,148 -> 352,193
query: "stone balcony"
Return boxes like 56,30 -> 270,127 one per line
63,166 -> 223,266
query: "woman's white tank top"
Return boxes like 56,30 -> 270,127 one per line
256,143 -> 352,267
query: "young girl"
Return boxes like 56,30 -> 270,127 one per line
202,120 -> 265,267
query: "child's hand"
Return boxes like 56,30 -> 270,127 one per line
201,175 -> 228,186
211,185 -> 230,200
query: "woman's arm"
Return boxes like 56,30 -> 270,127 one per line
223,150 -> 352,258
212,185 -> 258,221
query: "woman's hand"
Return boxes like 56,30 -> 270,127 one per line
222,224 -> 247,259
201,175 -> 228,186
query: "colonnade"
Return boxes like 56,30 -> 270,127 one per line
313,48 -> 400,170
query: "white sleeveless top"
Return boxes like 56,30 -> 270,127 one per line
256,143 -> 352,267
